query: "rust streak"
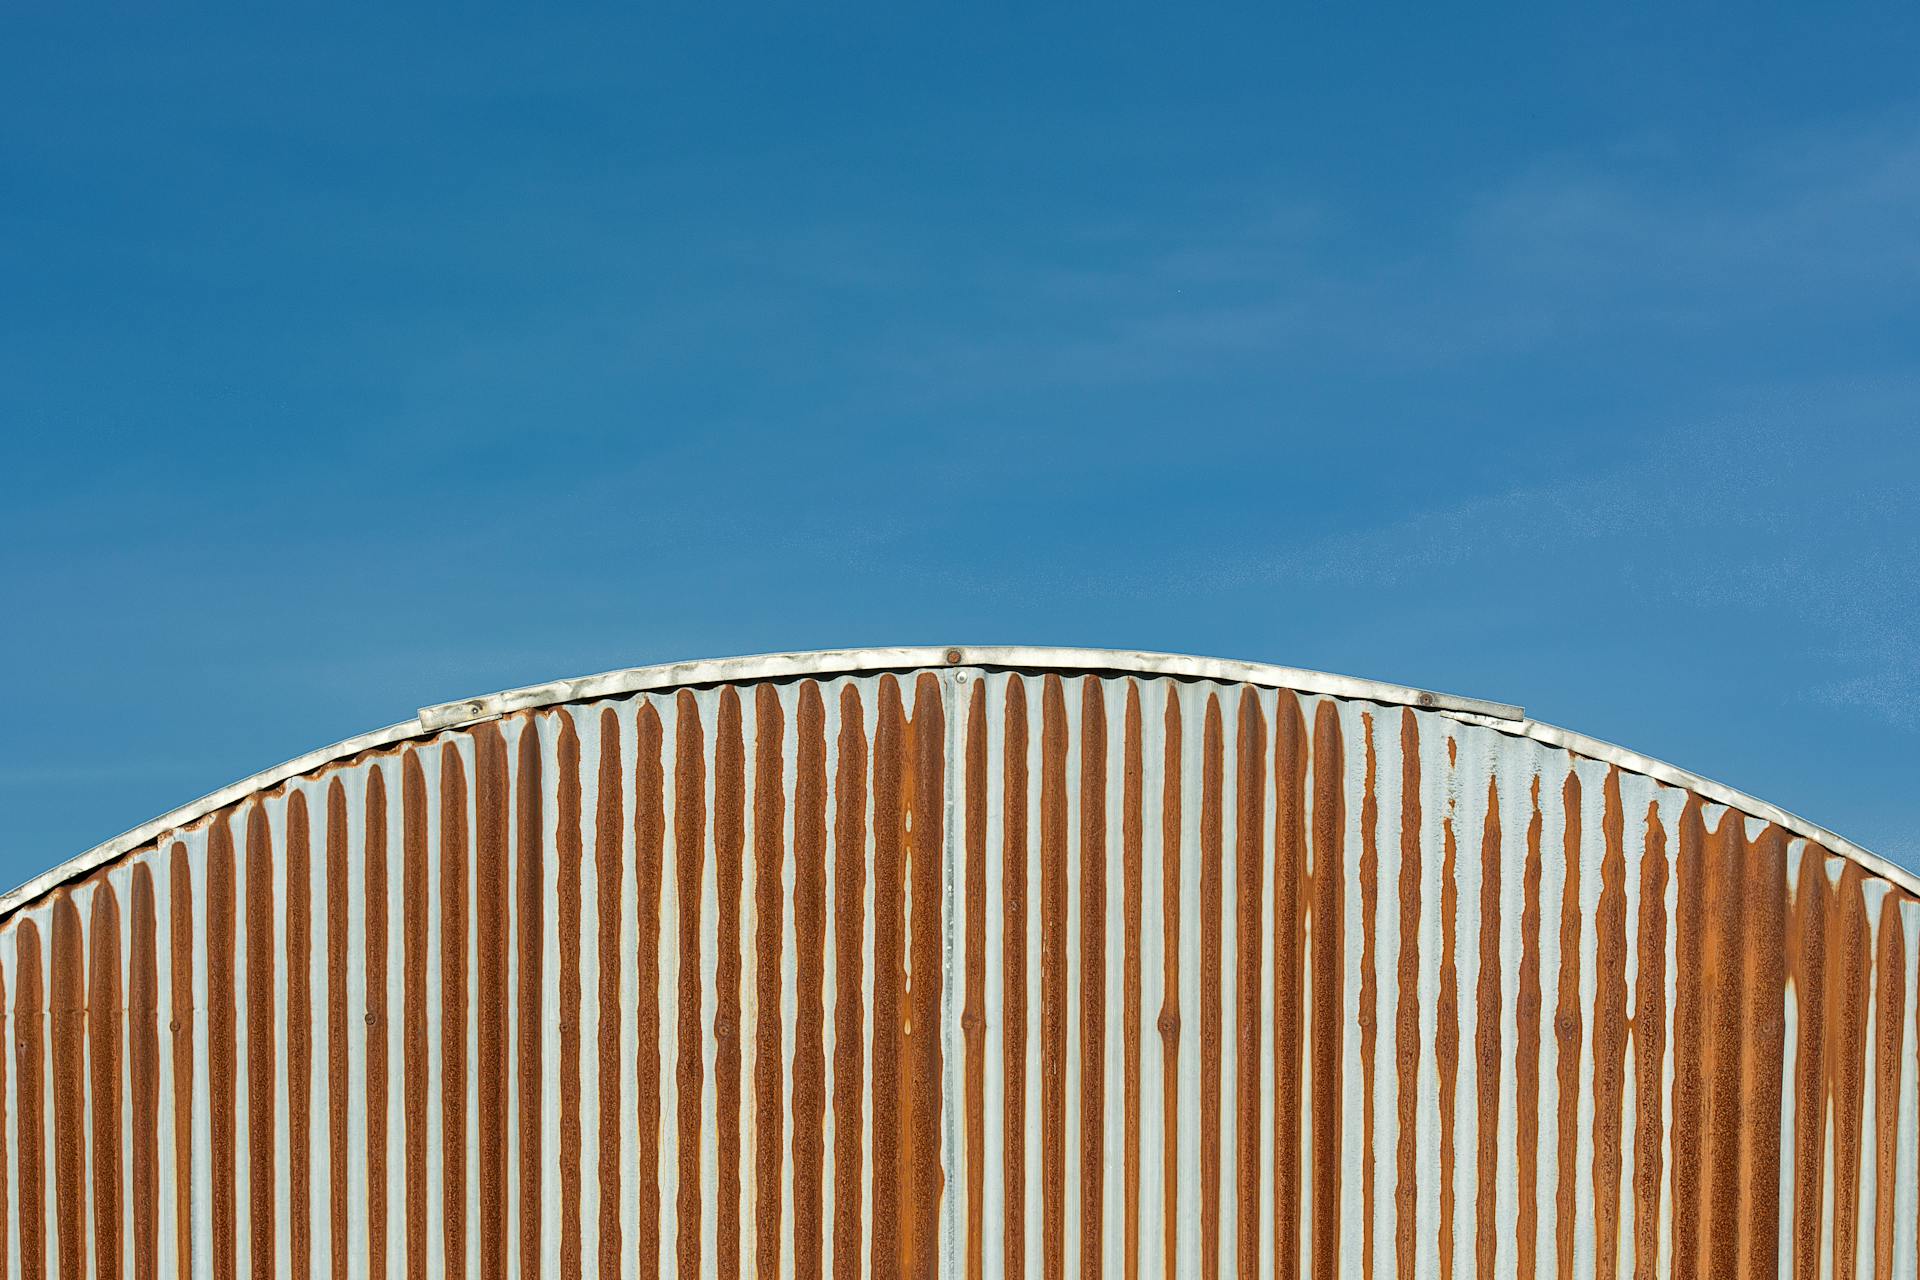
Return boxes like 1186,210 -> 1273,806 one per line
1741,827 -> 1787,1280
1121,682 -> 1145,1280
474,727 -> 511,1280
1591,770 -> 1628,1280
325,786 -> 349,1280
17,920 -> 45,1280
1473,777 -> 1503,1280
403,756 -> 430,1280
1232,686 -> 1266,1280
595,710 -> 625,1279
1787,841 -> 1828,1280
131,865 -> 160,1280
1667,797 -> 1707,1280
870,676 -> 909,1279
905,671 -> 948,1273
830,685 -> 869,1280
634,702 -> 667,1278
1631,803 -> 1669,1280
0,938 -> 8,1280
674,691 -> 707,1280
1393,712 -> 1424,1280
516,721 -> 546,1280
754,684 -> 788,1279
1002,678 -> 1031,1280
287,794 -> 314,1280
1436,755 -> 1460,1280
1273,692 -> 1307,1280
557,715 -> 585,1279
1039,675 -> 1072,1280
791,684 -> 828,1280
210,816 -> 239,1280
963,679 -> 988,1280
1084,676 -> 1112,1280
441,745 -> 471,1280
1310,701 -> 1347,1279
50,893 -> 85,1279
1696,808 -> 1747,1278
365,770 -> 390,1280
1198,692 -> 1224,1280
89,880 -> 124,1280
714,688 -> 746,1280
1159,688 -> 1183,1280
1553,773 -> 1585,1280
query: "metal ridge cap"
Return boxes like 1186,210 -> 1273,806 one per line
0,714 -> 427,921
414,644 -> 1526,730
1506,714 -> 1918,898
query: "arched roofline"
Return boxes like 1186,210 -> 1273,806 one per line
5,644 -> 1910,917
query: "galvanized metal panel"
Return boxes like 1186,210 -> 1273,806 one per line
0,650 -> 1912,1278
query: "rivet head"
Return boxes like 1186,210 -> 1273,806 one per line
944,648 -> 963,665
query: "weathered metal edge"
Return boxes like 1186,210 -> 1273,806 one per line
3,644 -> 1908,919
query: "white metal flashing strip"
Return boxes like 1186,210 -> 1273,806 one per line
2,645 -> 1908,918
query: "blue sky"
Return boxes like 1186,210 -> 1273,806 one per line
3,10 -> 1917,880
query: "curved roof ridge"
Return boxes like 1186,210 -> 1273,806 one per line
3,644 -> 1908,918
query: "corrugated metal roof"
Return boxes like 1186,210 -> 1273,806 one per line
0,650 -> 1910,1277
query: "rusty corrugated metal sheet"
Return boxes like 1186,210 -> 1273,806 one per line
0,650 -> 1913,1277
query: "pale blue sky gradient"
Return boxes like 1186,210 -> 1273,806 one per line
3,10 -> 1917,880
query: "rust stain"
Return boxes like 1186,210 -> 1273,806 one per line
1199,691 -> 1224,1280
1515,775 -> 1544,1280
963,679 -> 988,1280
1696,807 -> 1748,1277
714,688 -> 745,1280
287,793 -> 314,1280
1357,714 -> 1380,1280
1159,687 -> 1183,1280
130,865 -> 160,1280
1741,827 -> 1787,1280
0,938 -> 8,1280
791,683 -> 829,1280
442,744 -> 471,1280
830,685 -> 869,1280
595,709 -> 626,1279
1232,686 -> 1266,1280
1121,682 -> 1145,1280
50,892 -> 85,1279
1553,772 -> 1584,1280
634,702 -> 667,1279
474,725 -> 512,1280
88,879 -> 123,1280
403,756 -> 431,1280
1590,769 -> 1628,1280
245,802 -> 279,1279
870,677 -> 908,1279
674,690 -> 706,1280
210,815 -> 239,1280
1436,753 -> 1460,1280
17,919 -> 44,1280
1272,691 -> 1307,1280
1872,890 -> 1906,1280
1084,677 -> 1112,1280
1040,675 -> 1071,1280
557,715 -> 586,1280
1002,677 -> 1030,1280
516,721 -> 546,1280
905,670 -> 948,1275
754,684 -> 788,1279
1631,802 -> 1669,1280
1473,776 -> 1503,1280
365,769 -> 390,1280
1392,711 -> 1423,1280
1310,701 -> 1346,1280
1668,797 -> 1707,1280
